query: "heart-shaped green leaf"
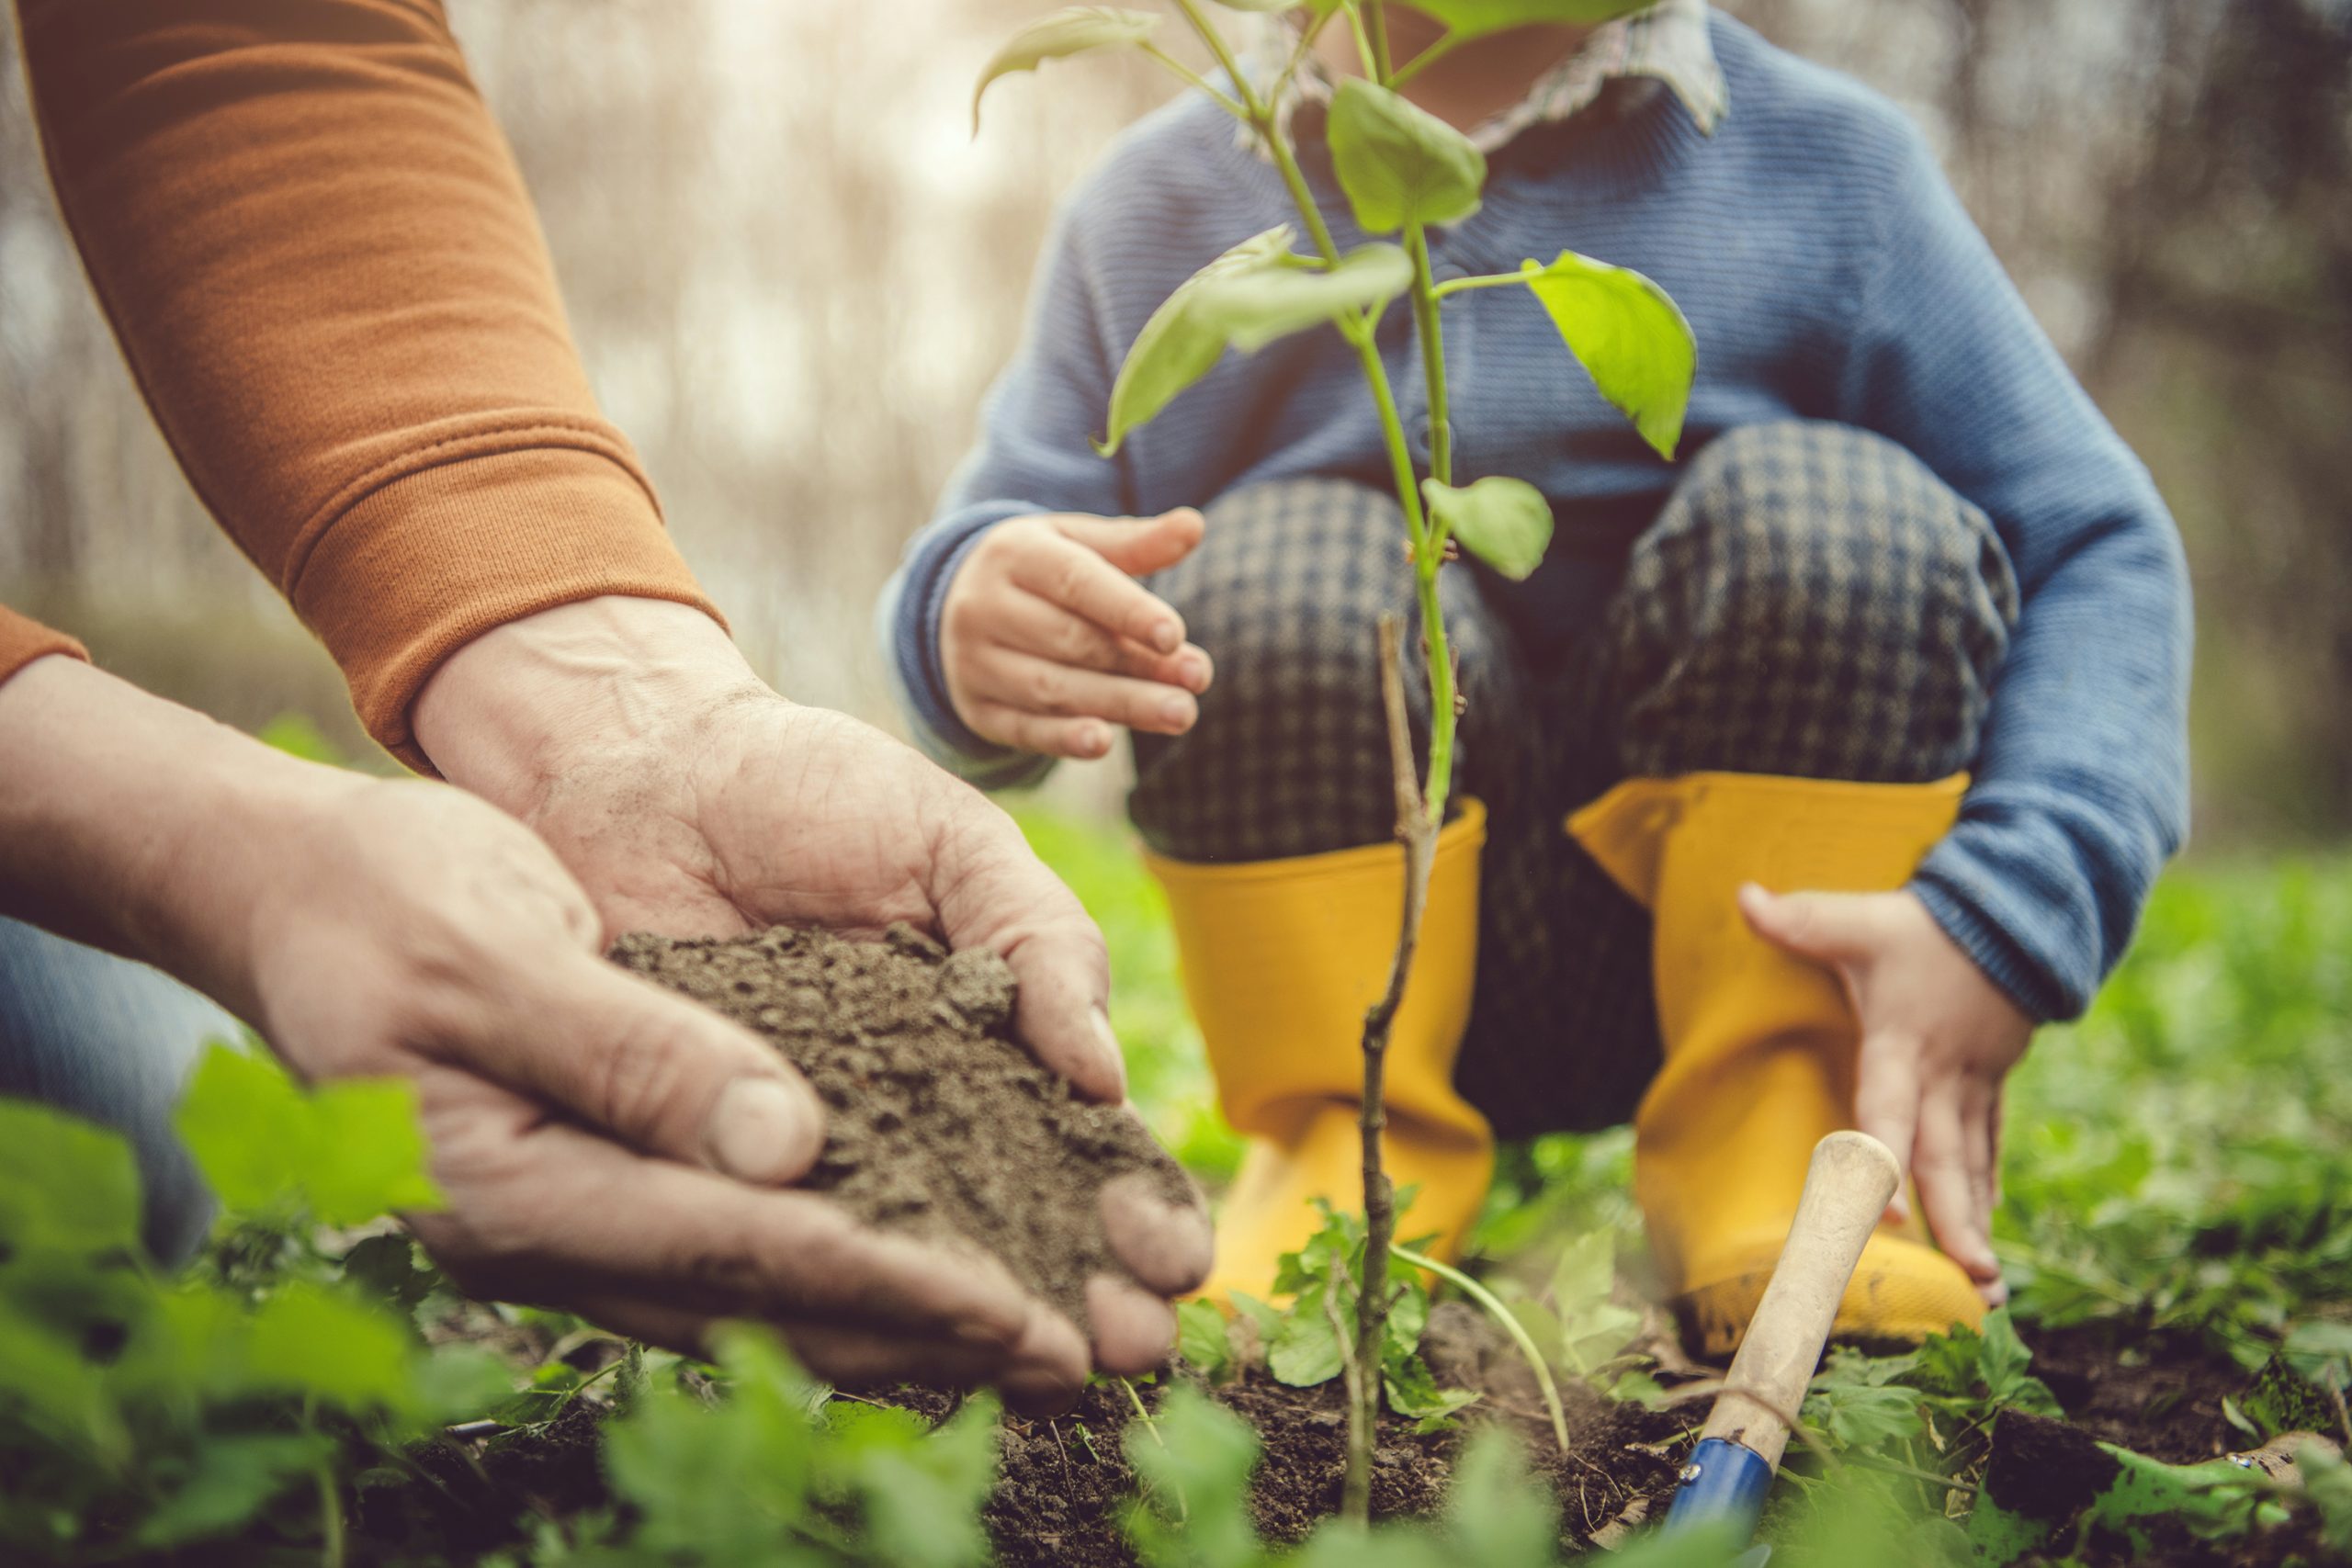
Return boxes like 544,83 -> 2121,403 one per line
1519,250 -> 1695,459
1099,227 -> 1410,454
1414,0 -> 1660,41
1327,78 -> 1486,235
972,7 -> 1159,132
1423,475 -> 1554,579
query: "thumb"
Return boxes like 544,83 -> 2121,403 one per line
1057,509 -> 1205,578
1737,884 -> 1886,966
463,950 -> 828,1185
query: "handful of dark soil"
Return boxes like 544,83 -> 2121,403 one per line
610,924 -> 1193,1331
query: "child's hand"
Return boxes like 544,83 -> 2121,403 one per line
1737,884 -> 2033,1306
941,510 -> 1215,760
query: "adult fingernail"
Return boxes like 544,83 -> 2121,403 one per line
1159,694 -> 1193,728
704,1077 -> 824,1184
1090,1008 -> 1130,1100
1149,622 -> 1182,655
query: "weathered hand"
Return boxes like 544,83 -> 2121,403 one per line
413,596 -> 1213,1376
0,655 -> 1105,1407
940,510 -> 1215,760
1738,884 -> 2030,1305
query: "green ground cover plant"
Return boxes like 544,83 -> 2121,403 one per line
0,829 -> 2347,1562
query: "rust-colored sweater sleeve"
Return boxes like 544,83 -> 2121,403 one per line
0,607 -> 87,686
16,0 -> 720,768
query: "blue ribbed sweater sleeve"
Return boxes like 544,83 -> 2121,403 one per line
875,193 -> 1131,789
1839,125 -> 2192,1021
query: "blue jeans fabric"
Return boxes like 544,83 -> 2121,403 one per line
0,918 -> 229,1264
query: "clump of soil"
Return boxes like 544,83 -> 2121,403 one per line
1984,1407 -> 2124,1524
610,924 -> 1195,1331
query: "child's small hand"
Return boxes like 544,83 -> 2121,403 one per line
1737,884 -> 2033,1306
941,510 -> 1215,760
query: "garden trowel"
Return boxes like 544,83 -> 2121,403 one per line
1660,1130 -> 1906,1562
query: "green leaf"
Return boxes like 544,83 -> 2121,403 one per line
174,1042 -> 442,1230
1100,228 -> 1410,455
1443,1429 -> 1557,1564
242,1284 -> 418,1415
1382,1352 -> 1479,1423
0,1100 -> 143,1258
1177,1297 -> 1233,1383
973,7 -> 1159,131
844,1393 -> 1001,1568
1326,78 -> 1485,235
133,1434 -> 322,1548
1413,0 -> 1660,41
1421,476 -> 1553,580
1803,1378 -> 1927,1449
1517,249 -> 1695,459
1122,1385 -> 1264,1568
1227,1290 -> 1283,1351
1267,1283 -> 1345,1387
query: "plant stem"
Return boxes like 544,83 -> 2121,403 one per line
313,1458 -> 346,1568
1392,1245 -> 1571,1456
1385,28 -> 1465,90
1138,41 -> 1249,118
1118,1377 -> 1188,1522
1406,226 -> 1453,489
1401,221 -> 1461,823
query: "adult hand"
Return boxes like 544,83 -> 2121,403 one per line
939,510 -> 1215,760
0,655 -> 1118,1406
412,596 -> 1213,1375
1737,884 -> 2030,1306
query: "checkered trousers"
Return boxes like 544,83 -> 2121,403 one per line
1127,422 -> 2021,1137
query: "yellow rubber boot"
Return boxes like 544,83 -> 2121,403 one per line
1569,773 -> 1986,1357
1143,804 -> 1494,1303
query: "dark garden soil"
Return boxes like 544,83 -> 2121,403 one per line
610,923 -> 1198,1330
884,1302 -> 1687,1568
345,933 -> 2346,1566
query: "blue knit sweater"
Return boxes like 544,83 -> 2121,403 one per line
878,12 -> 2191,1023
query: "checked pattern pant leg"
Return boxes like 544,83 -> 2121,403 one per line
1130,422 -> 2019,1138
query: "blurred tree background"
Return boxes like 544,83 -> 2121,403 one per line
0,0 -> 2344,844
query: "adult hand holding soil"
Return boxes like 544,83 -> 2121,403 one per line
412,595 -> 1214,1373
940,509 -> 1216,760
1738,884 -> 2031,1306
0,653 -> 1099,1404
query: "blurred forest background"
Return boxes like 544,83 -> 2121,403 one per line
1,0 -> 2346,845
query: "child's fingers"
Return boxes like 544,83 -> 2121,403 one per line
1053,508 -> 1206,578
992,591 -> 1214,693
1961,1077 -> 2009,1304
978,649 -> 1199,736
1916,1087 -> 2000,1286
963,702 -> 1116,761
1853,1028 -> 1923,1224
1012,532 -> 1186,654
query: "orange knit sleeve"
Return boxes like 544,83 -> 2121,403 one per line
0,606 -> 88,688
15,0 -> 721,769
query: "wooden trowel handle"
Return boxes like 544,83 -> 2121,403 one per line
1698,1131 -> 1903,1470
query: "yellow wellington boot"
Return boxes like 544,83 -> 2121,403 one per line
1568,773 -> 1986,1358
1143,803 -> 1494,1303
